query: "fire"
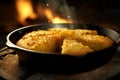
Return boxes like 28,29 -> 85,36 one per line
16,0 -> 36,25
16,0 -> 73,25
44,8 -> 72,23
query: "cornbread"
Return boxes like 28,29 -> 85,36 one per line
16,28 -> 113,56
16,30 -> 60,53
61,39 -> 94,56
77,35 -> 113,51
60,29 -> 98,40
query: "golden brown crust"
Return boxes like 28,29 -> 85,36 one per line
61,39 -> 94,56
16,28 -> 113,56
60,29 -> 98,40
77,35 -> 113,51
16,30 -> 60,53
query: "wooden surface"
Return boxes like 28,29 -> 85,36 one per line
0,47 -> 120,80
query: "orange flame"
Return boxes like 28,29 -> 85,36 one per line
16,0 -> 73,25
16,0 -> 36,25
44,8 -> 73,23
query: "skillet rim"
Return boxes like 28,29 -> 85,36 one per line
6,23 -> 120,57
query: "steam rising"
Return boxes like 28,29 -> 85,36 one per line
37,0 -> 77,23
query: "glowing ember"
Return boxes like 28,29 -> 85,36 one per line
16,0 -> 37,25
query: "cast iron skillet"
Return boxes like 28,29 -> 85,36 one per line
6,23 -> 120,74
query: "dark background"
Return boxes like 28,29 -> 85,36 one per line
0,0 -> 120,31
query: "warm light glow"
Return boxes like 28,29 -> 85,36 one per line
16,0 -> 36,25
44,9 -> 53,20
44,8 -> 72,23
46,3 -> 50,7
51,17 -> 68,23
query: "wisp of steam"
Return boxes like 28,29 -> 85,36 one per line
37,0 -> 87,28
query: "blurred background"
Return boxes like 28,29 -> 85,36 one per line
0,0 -> 120,31
0,0 -> 120,48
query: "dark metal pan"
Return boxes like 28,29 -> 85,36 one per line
6,23 -> 120,74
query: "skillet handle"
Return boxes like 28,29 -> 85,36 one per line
6,40 -> 16,48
